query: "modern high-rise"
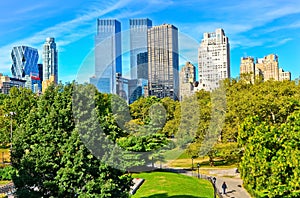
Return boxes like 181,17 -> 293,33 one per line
130,18 -> 152,80
11,46 -> 41,92
148,24 -> 179,100
179,62 -> 196,100
137,52 -> 148,79
91,19 -> 122,94
42,37 -> 58,92
198,28 -> 230,91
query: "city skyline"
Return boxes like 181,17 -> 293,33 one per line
0,0 -> 300,83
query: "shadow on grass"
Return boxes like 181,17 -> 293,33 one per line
140,193 -> 210,198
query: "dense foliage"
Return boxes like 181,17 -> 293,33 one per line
0,78 -> 299,197
239,112 -> 300,197
4,84 -> 132,197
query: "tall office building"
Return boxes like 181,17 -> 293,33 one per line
38,63 -> 43,82
198,28 -> 230,91
42,37 -> 58,92
148,24 -> 179,100
137,52 -> 148,79
91,19 -> 122,94
130,18 -> 152,80
11,46 -> 41,92
179,62 -> 196,100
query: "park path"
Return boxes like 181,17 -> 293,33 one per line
164,167 -> 251,198
213,176 -> 251,198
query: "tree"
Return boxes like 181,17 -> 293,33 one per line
0,87 -> 37,146
11,83 -> 132,197
239,112 -> 300,197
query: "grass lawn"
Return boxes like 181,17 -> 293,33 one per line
131,171 -> 214,198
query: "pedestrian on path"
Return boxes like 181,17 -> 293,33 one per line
212,177 -> 216,184
222,181 -> 227,194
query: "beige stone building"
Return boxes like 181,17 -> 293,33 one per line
240,57 -> 256,83
279,68 -> 291,81
256,54 -> 279,81
179,62 -> 196,100
240,54 -> 291,83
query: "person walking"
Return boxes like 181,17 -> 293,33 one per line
222,181 -> 227,194
212,177 -> 216,184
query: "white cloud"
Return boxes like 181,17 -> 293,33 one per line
267,38 -> 293,48
0,0 -> 134,73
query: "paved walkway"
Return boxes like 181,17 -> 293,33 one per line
164,167 -> 251,198
214,176 -> 251,198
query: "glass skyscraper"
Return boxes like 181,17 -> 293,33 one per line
148,24 -> 179,100
92,19 -> 122,94
11,46 -> 41,92
129,18 -> 152,80
43,37 -> 58,84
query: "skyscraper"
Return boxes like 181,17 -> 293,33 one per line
130,18 -> 152,80
42,37 -> 58,92
91,19 -> 122,94
147,24 -> 179,100
137,52 -> 148,79
198,28 -> 230,91
11,46 -> 41,92
179,61 -> 196,100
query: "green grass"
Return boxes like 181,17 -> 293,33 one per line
131,171 -> 214,198
162,148 -> 188,160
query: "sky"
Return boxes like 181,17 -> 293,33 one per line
0,0 -> 300,83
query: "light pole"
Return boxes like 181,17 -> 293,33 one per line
191,157 -> 194,176
192,157 -> 194,171
5,112 -> 16,157
197,163 -> 200,179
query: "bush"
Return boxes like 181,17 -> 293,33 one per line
0,166 -> 15,180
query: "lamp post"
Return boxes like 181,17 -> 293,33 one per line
197,163 -> 200,179
192,157 -> 194,171
5,112 -> 16,157
191,157 -> 194,176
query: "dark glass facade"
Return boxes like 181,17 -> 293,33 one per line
11,46 -> 41,93
130,18 -> 152,79
93,19 -> 122,94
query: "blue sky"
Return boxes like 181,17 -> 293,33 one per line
1,0 -> 300,83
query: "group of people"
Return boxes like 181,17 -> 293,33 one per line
212,177 -> 228,195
